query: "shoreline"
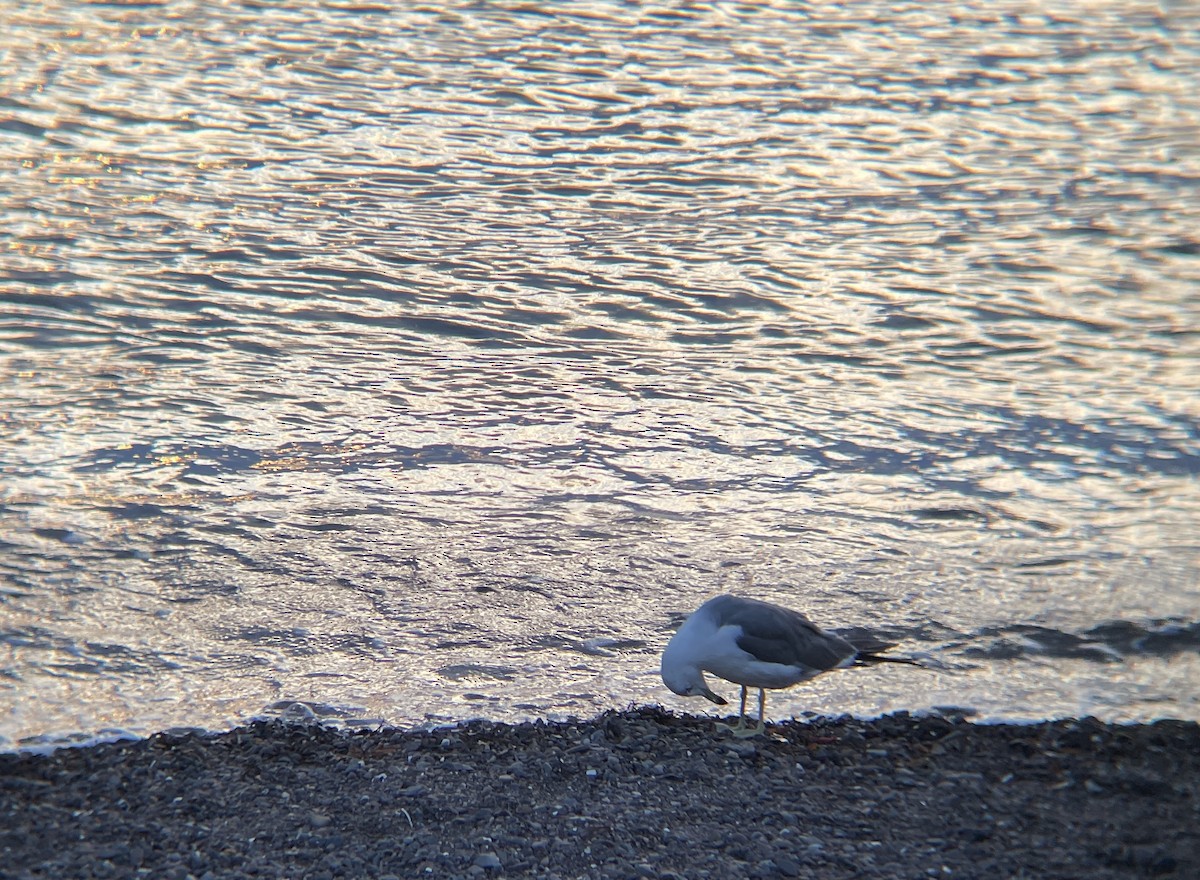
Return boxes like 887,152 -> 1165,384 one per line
2,707 -> 1197,879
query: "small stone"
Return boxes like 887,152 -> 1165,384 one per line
473,852 -> 502,870
775,856 -> 801,876
752,859 -> 779,878
724,741 -> 756,758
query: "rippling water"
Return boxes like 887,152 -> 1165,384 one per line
2,0 -> 1199,747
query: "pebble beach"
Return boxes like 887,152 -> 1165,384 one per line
2,708 -> 1197,879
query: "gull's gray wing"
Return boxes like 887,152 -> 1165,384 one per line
706,595 -> 857,671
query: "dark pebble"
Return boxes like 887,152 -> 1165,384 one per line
775,855 -> 801,876
473,852 -> 502,869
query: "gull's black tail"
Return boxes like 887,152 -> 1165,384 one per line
853,651 -> 923,668
836,627 -> 925,668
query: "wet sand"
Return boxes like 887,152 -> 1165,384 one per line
2,708 -> 1197,879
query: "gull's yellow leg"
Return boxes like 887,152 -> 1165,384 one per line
730,688 -> 767,738
716,685 -> 750,734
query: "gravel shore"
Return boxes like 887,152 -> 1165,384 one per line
2,707 -> 1197,879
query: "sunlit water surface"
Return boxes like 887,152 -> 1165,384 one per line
2,0 -> 1199,748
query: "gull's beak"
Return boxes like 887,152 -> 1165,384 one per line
703,687 -> 727,706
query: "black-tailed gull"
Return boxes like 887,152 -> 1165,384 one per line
661,594 -> 919,737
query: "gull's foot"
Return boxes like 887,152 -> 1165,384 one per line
715,719 -> 747,735
729,720 -> 766,739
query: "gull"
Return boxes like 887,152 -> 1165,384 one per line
661,594 -> 920,737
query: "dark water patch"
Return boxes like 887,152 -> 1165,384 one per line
957,620 -> 1200,663
31,529 -> 86,545
0,628 -> 182,678
101,503 -> 168,520
1085,621 -> 1200,659
74,442 -> 265,475
1160,240 -> 1200,256
1011,557 -> 1075,571
79,642 -> 184,675
893,412 -> 1200,480
438,664 -> 518,682
222,626 -> 387,659
909,507 -> 991,523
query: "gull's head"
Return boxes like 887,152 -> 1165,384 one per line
661,603 -> 728,704
661,660 -> 727,705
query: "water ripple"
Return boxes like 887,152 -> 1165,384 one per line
2,0 -> 1199,745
